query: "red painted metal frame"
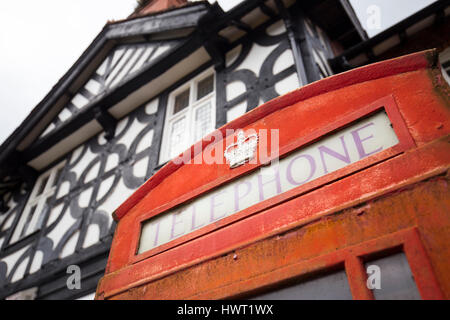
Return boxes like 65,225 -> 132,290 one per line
346,227 -> 444,300
99,136 -> 450,299
130,95 -> 415,264
201,228 -> 444,300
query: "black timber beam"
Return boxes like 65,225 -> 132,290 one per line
0,151 -> 37,197
94,108 -> 117,141
259,2 -> 277,19
204,40 -> 226,70
339,0 -> 369,41
196,0 -> 263,36
230,20 -> 253,33
0,200 -> 9,213
105,3 -> 210,40
275,0 -> 307,85
276,0 -> 319,84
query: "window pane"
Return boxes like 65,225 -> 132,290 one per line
35,199 -> 51,230
365,252 -> 421,300
36,176 -> 49,196
20,205 -> 37,238
169,117 -> 187,159
251,270 -> 353,300
174,89 -> 190,114
197,75 -> 214,101
53,167 -> 63,186
439,47 -> 450,84
194,102 -> 212,141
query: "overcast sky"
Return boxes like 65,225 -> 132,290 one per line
0,0 -> 437,145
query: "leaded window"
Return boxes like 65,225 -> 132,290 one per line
10,163 -> 65,243
160,71 -> 216,163
439,47 -> 450,85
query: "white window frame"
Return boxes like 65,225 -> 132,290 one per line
10,161 -> 65,243
439,47 -> 450,85
159,69 -> 216,164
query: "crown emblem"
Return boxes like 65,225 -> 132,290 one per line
224,131 -> 258,168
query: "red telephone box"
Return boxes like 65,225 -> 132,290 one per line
96,50 -> 450,300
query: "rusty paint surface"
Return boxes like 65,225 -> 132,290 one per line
105,174 -> 449,300
97,50 -> 450,300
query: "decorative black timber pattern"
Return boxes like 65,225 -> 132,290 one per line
0,182 -> 30,289
0,92 -> 167,299
0,184 -> 29,251
216,16 -> 300,128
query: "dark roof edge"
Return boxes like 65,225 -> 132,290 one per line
339,0 -> 369,41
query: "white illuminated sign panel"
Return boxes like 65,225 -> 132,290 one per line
138,111 -> 399,254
